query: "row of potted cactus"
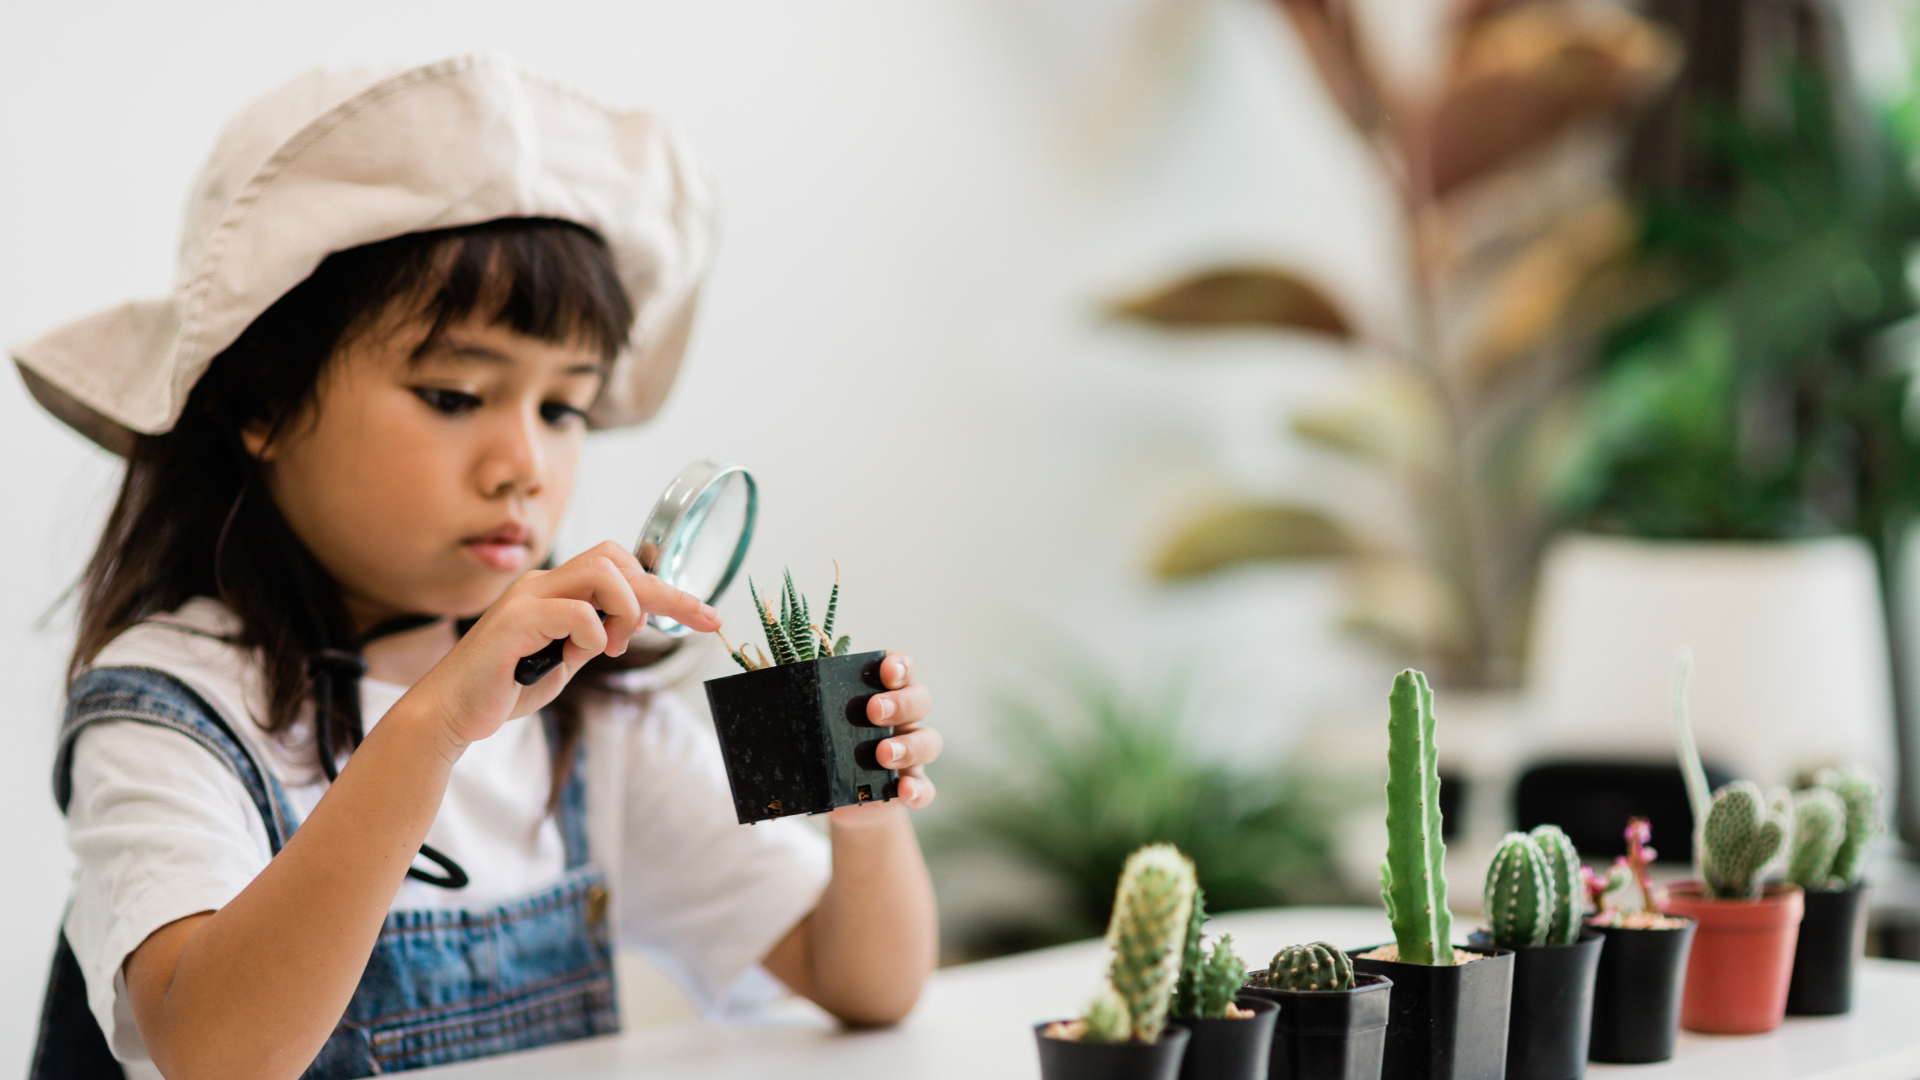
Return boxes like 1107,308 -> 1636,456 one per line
1032,666 -> 1884,1080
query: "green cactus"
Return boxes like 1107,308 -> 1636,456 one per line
1080,986 -> 1130,1043
1195,934 -> 1247,1019
1817,766 -> 1883,887
1532,824 -> 1584,945
1170,887 -> 1209,1020
1264,941 -> 1355,992
1702,780 -> 1789,899
729,567 -> 855,671
1381,669 -> 1454,965
1486,831 -> 1554,947
1090,843 -> 1196,1043
1787,787 -> 1845,890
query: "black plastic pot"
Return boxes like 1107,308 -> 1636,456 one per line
1501,931 -> 1603,1080
1786,882 -> 1869,1016
1349,946 -> 1513,1080
1035,1023 -> 1191,1080
1239,972 -> 1390,1080
1176,997 -> 1280,1080
704,650 -> 897,823
1586,919 -> 1695,1065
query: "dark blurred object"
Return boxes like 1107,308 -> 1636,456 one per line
1109,1 -> 1678,690
932,654 -> 1362,951
1514,760 -> 1734,862
1439,770 -> 1466,843
1556,0 -> 1920,845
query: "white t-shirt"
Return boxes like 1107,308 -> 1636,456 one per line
61,598 -> 830,1078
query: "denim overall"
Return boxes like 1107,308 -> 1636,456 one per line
31,666 -> 620,1078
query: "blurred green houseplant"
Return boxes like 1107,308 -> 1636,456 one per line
1112,0 -> 1678,688
940,659 -> 1359,951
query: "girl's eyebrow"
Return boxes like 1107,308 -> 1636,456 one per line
435,341 -> 603,377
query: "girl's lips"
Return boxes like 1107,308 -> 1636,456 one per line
464,539 -> 530,572
463,522 -> 532,572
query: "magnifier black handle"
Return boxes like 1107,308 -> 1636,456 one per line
513,610 -> 607,686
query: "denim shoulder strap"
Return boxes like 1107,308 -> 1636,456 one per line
54,666 -> 299,851
540,712 -> 591,869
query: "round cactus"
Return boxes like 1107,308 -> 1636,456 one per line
1530,824 -> 1583,944
1486,831 -> 1554,946
1266,941 -> 1354,992
1702,780 -> 1788,899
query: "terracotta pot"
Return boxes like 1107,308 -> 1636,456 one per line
1663,882 -> 1803,1034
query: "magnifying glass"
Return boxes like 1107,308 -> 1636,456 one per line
513,459 -> 757,685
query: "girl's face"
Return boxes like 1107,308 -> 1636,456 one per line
246,313 -> 606,630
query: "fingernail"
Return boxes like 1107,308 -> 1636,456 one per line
889,740 -> 906,765
874,697 -> 896,722
700,603 -> 719,622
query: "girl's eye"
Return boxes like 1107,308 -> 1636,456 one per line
414,388 -> 481,416
540,401 -> 589,428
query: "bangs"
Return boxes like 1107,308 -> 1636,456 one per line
342,218 -> 634,363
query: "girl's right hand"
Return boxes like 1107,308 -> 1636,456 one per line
409,540 -> 721,748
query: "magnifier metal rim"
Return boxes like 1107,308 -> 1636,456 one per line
636,458 -> 756,636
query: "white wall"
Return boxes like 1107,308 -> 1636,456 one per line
0,0 -> 1398,1066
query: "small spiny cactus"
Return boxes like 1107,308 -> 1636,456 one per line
1170,887 -> 1208,1020
1486,831 -> 1554,947
1195,934 -> 1247,1018
1532,824 -> 1584,944
1080,843 -> 1196,1043
1080,986 -> 1130,1043
1701,780 -> 1790,899
1264,941 -> 1355,992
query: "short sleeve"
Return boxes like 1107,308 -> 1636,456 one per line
608,692 -> 831,1013
63,720 -> 272,1060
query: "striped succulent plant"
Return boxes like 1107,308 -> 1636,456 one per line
721,563 -> 852,672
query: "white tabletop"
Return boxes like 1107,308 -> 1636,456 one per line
425,907 -> 1920,1079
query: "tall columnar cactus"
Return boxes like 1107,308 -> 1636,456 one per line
1787,787 -> 1846,891
1532,824 -> 1584,944
1818,766 -> 1883,887
1084,843 -> 1196,1043
1382,669 -> 1454,965
1266,942 -> 1355,991
1702,780 -> 1790,899
1486,831 -> 1554,947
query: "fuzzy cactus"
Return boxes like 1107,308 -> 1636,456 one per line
1486,831 -> 1554,946
1787,787 -> 1846,891
1080,986 -> 1130,1043
1818,766 -> 1883,887
1701,780 -> 1790,899
1381,669 -> 1454,965
1087,843 -> 1196,1043
1532,824 -> 1583,944
1265,941 -> 1355,992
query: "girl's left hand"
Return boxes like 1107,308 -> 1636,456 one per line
831,651 -> 939,824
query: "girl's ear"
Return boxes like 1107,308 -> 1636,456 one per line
240,421 -> 278,462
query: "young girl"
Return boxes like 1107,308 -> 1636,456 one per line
18,53 -> 940,1079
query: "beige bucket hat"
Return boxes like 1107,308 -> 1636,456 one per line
10,51 -> 718,455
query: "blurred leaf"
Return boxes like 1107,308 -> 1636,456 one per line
1465,197 -> 1637,380
1342,554 -> 1471,667
1269,0 -> 1388,133
1112,266 -> 1354,338
1420,2 -> 1678,198
1291,370 -> 1448,473
1155,502 -> 1354,580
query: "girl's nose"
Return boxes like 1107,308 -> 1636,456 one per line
477,409 -> 547,498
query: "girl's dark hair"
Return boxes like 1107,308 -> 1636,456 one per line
71,217 -> 655,804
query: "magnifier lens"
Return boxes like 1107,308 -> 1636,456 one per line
644,463 -> 756,637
